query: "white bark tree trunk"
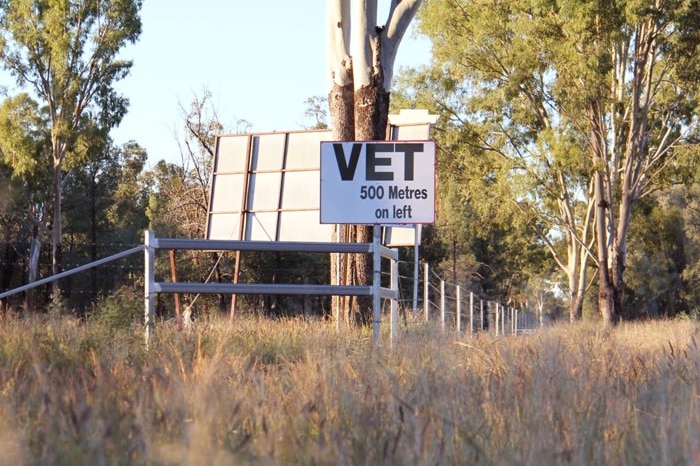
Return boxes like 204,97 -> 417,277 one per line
326,0 -> 422,324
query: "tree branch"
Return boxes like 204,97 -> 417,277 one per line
382,0 -> 423,91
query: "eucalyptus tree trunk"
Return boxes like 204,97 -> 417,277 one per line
51,139 -> 65,285
27,225 -> 42,310
25,202 -> 50,311
328,0 -> 355,323
588,8 -> 690,326
587,100 -> 618,326
327,0 -> 422,324
568,193 -> 594,322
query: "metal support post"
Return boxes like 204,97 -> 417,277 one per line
390,256 -> 399,348
144,230 -> 156,345
480,299 -> 484,330
413,226 -> 419,316
424,262 -> 429,322
502,305 -> 506,335
456,285 -> 461,334
372,225 -> 382,344
440,280 -> 445,330
469,292 -> 474,335
495,303 -> 500,336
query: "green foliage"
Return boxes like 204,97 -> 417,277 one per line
90,285 -> 142,330
0,0 -> 141,104
0,98 -> 148,312
402,0 -> 700,317
0,94 -> 52,297
675,308 -> 700,322
0,0 -> 143,290
0,2 -> 148,311
626,193 -> 687,318
0,93 -> 49,179
0,0 -> 143,152
63,139 -> 149,243
47,287 -> 70,318
237,250 -> 331,317
680,183 -> 700,306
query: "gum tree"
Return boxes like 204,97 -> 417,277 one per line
412,0 -> 700,325
0,0 -> 142,285
326,0 -> 422,323
0,93 -> 51,298
575,1 -> 700,324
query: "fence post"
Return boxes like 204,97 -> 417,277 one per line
144,230 -> 156,345
335,226 -> 341,333
501,306 -> 508,336
501,305 -> 506,336
480,299 -> 484,330
498,304 -> 502,335
500,304 -> 504,336
413,227 -> 419,315
372,225 -> 381,344
469,292 -> 474,335
495,303 -> 499,336
440,279 -> 445,330
502,305 -> 506,335
390,254 -> 399,348
506,305 -> 510,334
424,262 -> 429,322
508,306 -> 512,334
456,285 -> 461,334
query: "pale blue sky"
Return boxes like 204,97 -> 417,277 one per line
111,1 -> 431,165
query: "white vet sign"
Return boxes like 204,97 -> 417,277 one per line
320,140 -> 436,224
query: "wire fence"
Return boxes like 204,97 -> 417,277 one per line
384,260 -> 543,336
1,237 -> 543,338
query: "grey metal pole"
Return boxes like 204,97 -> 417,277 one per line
391,255 -> 399,348
469,291 -> 474,335
502,305 -> 506,336
495,303 -> 499,336
480,299 -> 484,330
336,224 -> 341,333
440,279 -> 445,330
372,225 -> 382,344
424,262 -> 429,322
144,230 -> 156,345
456,285 -> 461,334
0,245 -> 144,300
413,226 -> 419,315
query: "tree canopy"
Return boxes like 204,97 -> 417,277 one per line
402,0 -> 700,323
0,0 -> 143,282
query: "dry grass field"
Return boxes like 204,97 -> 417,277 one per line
0,314 -> 698,465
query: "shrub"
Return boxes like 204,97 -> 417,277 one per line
90,285 -> 142,330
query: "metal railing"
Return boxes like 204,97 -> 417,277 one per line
144,228 -> 399,345
0,245 -> 146,301
0,230 -> 401,346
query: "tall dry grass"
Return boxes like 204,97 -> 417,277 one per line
0,314 -> 698,465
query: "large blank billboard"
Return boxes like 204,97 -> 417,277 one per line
206,110 -> 435,244
207,130 -> 334,241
